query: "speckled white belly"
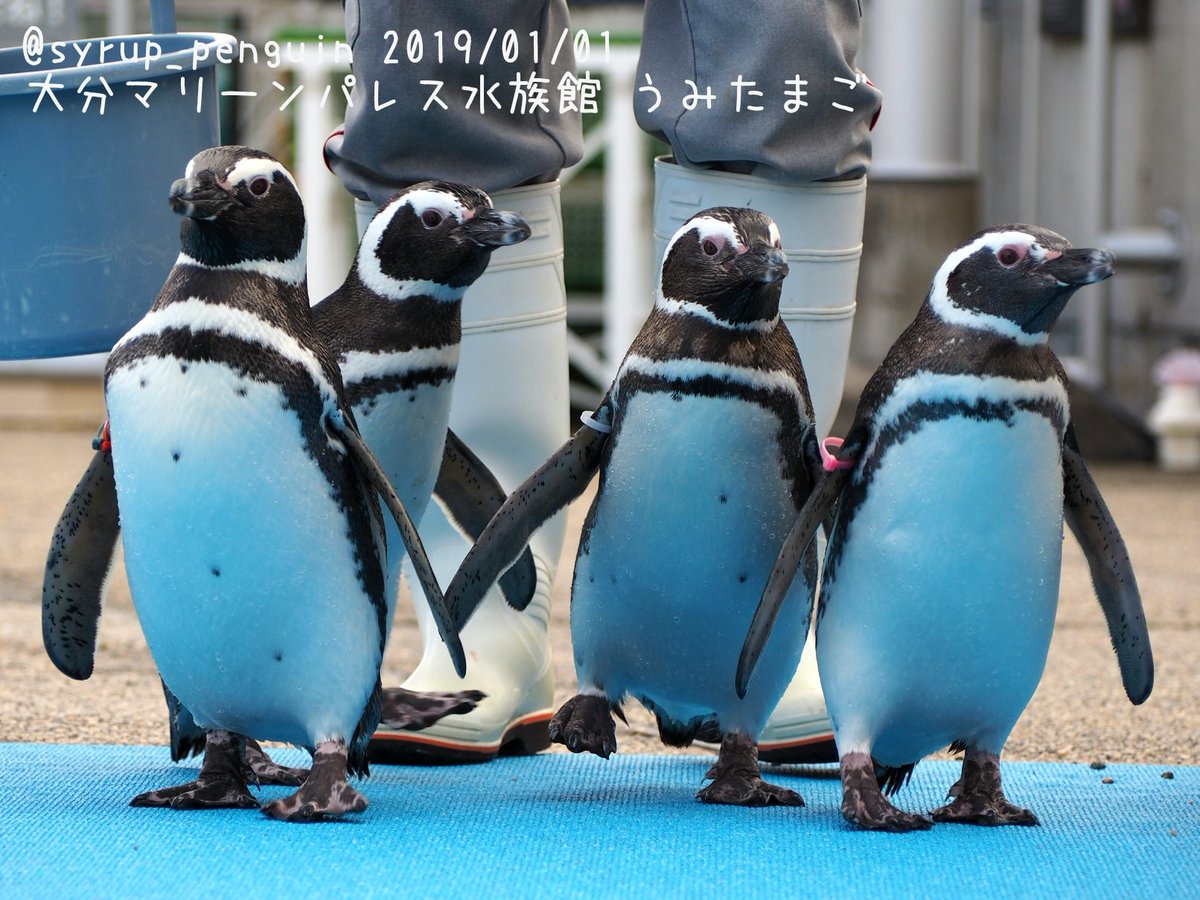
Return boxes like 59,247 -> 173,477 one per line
573,391 -> 812,735
817,409 -> 1065,764
107,356 -> 381,747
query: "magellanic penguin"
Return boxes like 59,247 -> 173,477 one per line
738,225 -> 1155,831
43,184 -> 516,771
446,208 -> 822,805
310,182 -> 538,731
44,145 -> 465,822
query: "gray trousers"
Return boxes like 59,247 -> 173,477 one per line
637,0 -> 880,182
326,1 -> 879,201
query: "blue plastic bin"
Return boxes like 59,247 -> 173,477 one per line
0,2 -> 233,359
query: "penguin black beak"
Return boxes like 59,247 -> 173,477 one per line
169,173 -> 235,220
1038,247 -> 1116,287
461,209 -> 531,248
740,243 -> 790,284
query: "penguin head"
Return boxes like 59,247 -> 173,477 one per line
658,207 -> 789,329
169,146 -> 306,278
930,225 -> 1115,341
356,182 -> 531,300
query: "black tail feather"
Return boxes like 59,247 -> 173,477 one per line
643,697 -> 721,748
876,761 -> 918,797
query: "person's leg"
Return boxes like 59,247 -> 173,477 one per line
328,1 -> 581,762
370,182 -> 570,762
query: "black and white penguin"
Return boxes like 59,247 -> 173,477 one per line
310,184 -> 538,734
738,225 -> 1154,831
48,145 -> 464,821
446,208 -> 822,805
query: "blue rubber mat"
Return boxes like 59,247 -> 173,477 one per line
1,743 -> 1195,898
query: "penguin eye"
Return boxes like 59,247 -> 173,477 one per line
997,246 -> 1024,267
249,177 -> 271,197
421,209 -> 444,229
702,239 -> 720,257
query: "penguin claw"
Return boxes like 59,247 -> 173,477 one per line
242,739 -> 307,786
839,751 -> 933,832
259,739 -> 367,822
931,797 -> 1039,827
699,731 -> 804,807
548,694 -> 617,759
379,687 -> 487,730
697,775 -> 805,807
260,782 -> 368,822
130,776 -> 258,810
840,797 -> 933,832
932,749 -> 1039,826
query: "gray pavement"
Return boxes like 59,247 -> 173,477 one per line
0,376 -> 1195,766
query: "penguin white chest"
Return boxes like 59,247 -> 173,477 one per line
106,356 -> 380,746
818,383 -> 1067,762
342,353 -> 456,602
573,390 -> 809,728
349,375 -> 454,517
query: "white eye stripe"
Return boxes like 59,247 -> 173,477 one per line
356,192 -> 468,302
403,188 -> 471,224
927,230 -> 1061,344
224,157 -> 299,192
960,230 -> 1062,264
663,216 -> 744,264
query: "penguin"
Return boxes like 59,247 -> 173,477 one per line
45,145 -> 465,821
737,225 -> 1155,831
446,208 -> 822,805
310,182 -> 539,735
42,184 -> 516,782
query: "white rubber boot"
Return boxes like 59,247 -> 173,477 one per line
368,181 -> 568,763
653,158 -> 867,762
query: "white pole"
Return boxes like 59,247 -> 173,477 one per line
601,45 -> 651,375
866,0 -> 970,179
1017,0 -> 1042,223
107,0 -> 133,35
1080,0 -> 1113,385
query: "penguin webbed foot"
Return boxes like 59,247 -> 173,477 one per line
379,687 -> 487,730
930,749 -> 1038,827
548,693 -> 617,758
130,777 -> 259,810
840,752 -> 932,832
697,731 -> 804,807
931,795 -> 1038,827
242,738 -> 307,786
261,740 -> 367,822
131,730 -> 257,810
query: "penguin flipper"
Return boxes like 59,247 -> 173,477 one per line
327,411 -> 467,678
41,446 -> 121,681
434,428 -> 538,611
446,412 -> 611,632
1061,437 -> 1154,704
737,465 -> 852,699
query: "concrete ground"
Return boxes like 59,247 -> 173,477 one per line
0,376 -> 1195,768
